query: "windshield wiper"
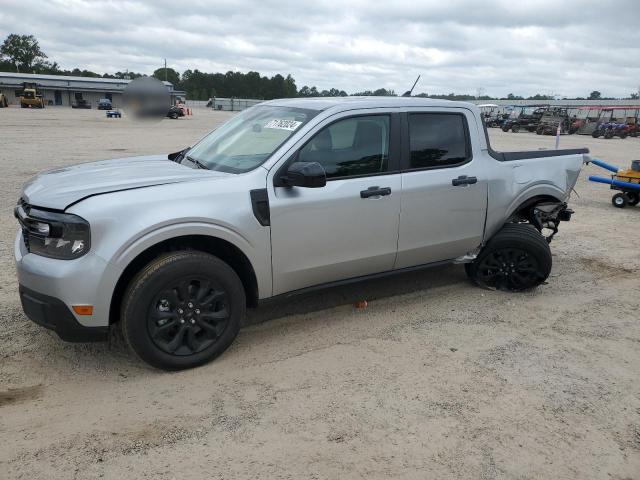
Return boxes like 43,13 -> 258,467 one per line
185,155 -> 209,170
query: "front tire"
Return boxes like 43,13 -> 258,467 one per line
465,224 -> 552,291
121,251 -> 245,370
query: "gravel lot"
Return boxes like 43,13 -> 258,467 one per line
1,107 -> 639,479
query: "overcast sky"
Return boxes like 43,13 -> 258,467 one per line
1,0 -> 639,97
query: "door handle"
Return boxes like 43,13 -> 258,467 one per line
360,186 -> 392,198
451,175 -> 478,186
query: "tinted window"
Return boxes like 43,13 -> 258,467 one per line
408,113 -> 469,169
298,115 -> 390,179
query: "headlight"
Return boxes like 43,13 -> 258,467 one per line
15,203 -> 91,260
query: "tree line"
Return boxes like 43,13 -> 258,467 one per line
2,34 -> 638,101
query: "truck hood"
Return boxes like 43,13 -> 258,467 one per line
22,155 -> 227,210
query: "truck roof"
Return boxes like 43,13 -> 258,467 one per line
262,96 -> 480,113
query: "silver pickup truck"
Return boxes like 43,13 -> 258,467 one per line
14,97 -> 588,370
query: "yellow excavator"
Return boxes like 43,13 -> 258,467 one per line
20,88 -> 45,108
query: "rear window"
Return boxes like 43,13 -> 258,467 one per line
408,113 -> 470,169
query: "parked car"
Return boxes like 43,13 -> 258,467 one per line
71,99 -> 91,109
14,97 -> 588,370
167,105 -> 185,119
97,98 -> 113,110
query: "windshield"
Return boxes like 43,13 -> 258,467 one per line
185,105 -> 318,173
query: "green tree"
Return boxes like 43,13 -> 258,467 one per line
588,90 -> 601,100
70,68 -> 100,77
282,74 -> 297,98
298,85 -> 320,97
351,88 -> 396,96
152,67 -> 180,87
527,93 -> 553,100
0,34 -> 47,72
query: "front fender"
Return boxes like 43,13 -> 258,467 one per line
111,220 -> 270,296
90,221 -> 272,327
108,221 -> 256,268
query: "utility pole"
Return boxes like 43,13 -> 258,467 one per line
164,58 -> 167,82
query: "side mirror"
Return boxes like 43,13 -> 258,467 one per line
280,162 -> 326,188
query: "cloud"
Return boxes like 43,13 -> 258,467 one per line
1,0 -> 639,97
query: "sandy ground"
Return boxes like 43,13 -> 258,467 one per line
0,106 -> 639,480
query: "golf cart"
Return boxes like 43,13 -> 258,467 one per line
479,104 -> 506,128
536,107 -> 574,135
501,105 -> 545,132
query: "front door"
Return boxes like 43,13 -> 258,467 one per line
269,112 -> 401,295
396,110 -> 488,268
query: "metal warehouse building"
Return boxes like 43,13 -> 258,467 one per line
0,72 -> 185,108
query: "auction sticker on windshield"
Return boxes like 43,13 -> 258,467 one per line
264,119 -> 302,131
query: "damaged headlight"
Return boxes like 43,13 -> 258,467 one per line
15,202 -> 91,260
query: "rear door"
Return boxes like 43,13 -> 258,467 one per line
396,109 -> 488,268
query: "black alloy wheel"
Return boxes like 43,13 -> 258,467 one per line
148,277 -> 230,356
465,223 -> 552,292
121,251 -> 245,370
474,247 -> 542,291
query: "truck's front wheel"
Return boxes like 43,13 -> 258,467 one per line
121,251 -> 245,370
465,224 -> 552,291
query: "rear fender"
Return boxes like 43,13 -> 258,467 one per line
505,188 -> 572,243
504,184 -> 566,222
484,185 -> 565,241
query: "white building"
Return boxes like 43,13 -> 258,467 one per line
0,72 -> 185,108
